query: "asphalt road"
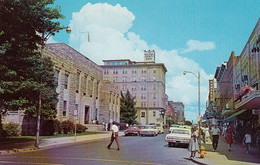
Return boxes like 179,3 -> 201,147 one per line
0,133 -> 198,165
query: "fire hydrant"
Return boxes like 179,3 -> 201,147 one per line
200,146 -> 206,158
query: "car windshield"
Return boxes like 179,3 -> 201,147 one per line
170,125 -> 179,128
171,129 -> 189,134
128,126 -> 138,129
144,126 -> 154,129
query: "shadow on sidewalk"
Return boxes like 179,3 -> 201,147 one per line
203,136 -> 260,164
0,137 -> 35,150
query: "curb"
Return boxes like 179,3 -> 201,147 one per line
0,147 -> 37,154
0,133 -> 124,155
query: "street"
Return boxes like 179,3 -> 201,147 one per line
0,133 -> 197,165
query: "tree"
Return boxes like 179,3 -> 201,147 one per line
0,0 -> 64,137
184,120 -> 193,126
120,90 -> 137,125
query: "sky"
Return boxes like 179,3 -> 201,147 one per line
50,0 -> 260,123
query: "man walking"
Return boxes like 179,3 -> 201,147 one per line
107,121 -> 120,150
211,124 -> 220,151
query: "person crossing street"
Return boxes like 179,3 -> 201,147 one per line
107,121 -> 120,150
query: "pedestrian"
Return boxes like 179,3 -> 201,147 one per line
107,121 -> 120,150
243,131 -> 252,154
105,122 -> 108,131
188,134 -> 200,159
211,124 -> 220,151
102,121 -> 105,131
225,125 -> 234,151
256,129 -> 260,151
205,127 -> 210,142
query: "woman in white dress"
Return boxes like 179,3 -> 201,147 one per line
188,134 -> 200,158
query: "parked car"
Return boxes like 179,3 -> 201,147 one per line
150,123 -> 164,134
124,126 -> 141,136
140,125 -> 159,136
165,127 -> 191,147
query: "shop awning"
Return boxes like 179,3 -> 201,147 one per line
224,109 -> 247,121
222,109 -> 234,116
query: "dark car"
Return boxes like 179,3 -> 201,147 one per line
124,126 -> 142,136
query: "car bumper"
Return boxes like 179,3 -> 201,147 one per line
125,132 -> 139,135
165,139 -> 189,144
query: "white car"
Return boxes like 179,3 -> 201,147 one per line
149,123 -> 164,134
165,128 -> 191,147
140,125 -> 159,136
168,124 -> 180,133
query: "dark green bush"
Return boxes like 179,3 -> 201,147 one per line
54,119 -> 62,134
3,122 -> 20,136
61,120 -> 74,134
74,123 -> 87,133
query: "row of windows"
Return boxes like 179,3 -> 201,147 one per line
122,84 -> 157,91
103,68 -> 157,75
141,101 -> 157,107
55,69 -> 98,98
108,76 -> 157,82
141,111 -> 157,117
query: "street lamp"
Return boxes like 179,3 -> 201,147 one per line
35,25 -> 71,148
183,71 -> 201,144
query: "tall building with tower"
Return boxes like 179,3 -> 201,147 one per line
100,50 -> 168,125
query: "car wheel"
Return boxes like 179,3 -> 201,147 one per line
168,142 -> 172,147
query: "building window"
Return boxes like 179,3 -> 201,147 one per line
122,68 -> 128,74
76,71 -> 80,93
153,84 -> 156,90
63,100 -> 67,116
132,93 -> 136,98
141,101 -> 146,107
104,69 -> 109,75
141,84 -> 146,91
153,68 -> 156,73
64,73 -> 69,89
89,78 -> 93,97
132,68 -> 137,74
54,69 -> 60,83
113,77 -> 118,82
132,85 -> 137,91
132,76 -> 137,82
153,101 -> 156,107
96,81 -> 99,99
153,111 -> 156,117
103,77 -> 108,81
122,76 -> 127,82
141,112 -> 145,117
113,69 -> 118,74
123,84 -> 127,91
153,93 -> 156,99
153,76 -> 156,81
141,68 -> 146,74
141,93 -> 146,99
83,75 -> 87,95
141,76 -> 146,82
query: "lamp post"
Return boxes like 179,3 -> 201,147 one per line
35,25 -> 71,148
183,71 -> 201,145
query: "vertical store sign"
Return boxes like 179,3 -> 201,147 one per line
209,80 -> 214,102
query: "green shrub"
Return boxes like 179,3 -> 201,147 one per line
3,122 -> 20,136
74,124 -> 87,133
54,119 -> 62,134
61,120 -> 74,134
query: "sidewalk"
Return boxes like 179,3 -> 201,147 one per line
196,136 -> 260,165
0,131 -> 124,154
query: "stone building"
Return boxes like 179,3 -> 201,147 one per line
3,43 -> 120,132
100,50 -> 168,125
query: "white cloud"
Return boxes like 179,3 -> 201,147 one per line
47,37 -> 57,44
67,3 -> 214,122
181,40 -> 216,53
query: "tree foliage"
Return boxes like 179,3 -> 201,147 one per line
184,120 -> 193,126
0,0 -> 64,137
120,90 -> 137,125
